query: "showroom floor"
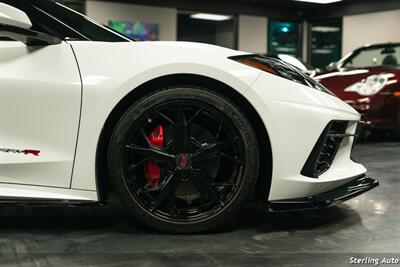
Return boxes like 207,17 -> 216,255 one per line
0,138 -> 398,266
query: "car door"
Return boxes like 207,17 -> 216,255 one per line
0,3 -> 82,188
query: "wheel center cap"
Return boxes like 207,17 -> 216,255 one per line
176,153 -> 192,171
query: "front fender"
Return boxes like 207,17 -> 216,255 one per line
69,41 -> 261,190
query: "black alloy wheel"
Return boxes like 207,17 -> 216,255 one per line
108,86 -> 260,233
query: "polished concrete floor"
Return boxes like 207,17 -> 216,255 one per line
0,139 -> 399,266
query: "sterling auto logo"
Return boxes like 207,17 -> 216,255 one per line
0,148 -> 40,156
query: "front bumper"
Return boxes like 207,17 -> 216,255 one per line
267,175 -> 379,212
247,72 -> 366,201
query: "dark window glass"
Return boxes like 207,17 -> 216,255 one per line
30,0 -> 130,42
342,45 -> 400,68
177,11 -> 237,49
1,0 -> 130,42
1,0 -> 84,39
268,21 -> 302,57
309,20 -> 342,68
63,1 -> 85,14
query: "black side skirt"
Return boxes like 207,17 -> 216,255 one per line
267,175 -> 379,212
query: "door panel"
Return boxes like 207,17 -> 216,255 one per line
0,41 -> 81,188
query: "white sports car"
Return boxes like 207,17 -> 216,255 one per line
0,0 -> 378,233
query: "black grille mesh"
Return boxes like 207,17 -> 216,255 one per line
301,121 -> 349,178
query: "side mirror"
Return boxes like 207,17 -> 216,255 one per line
0,3 -> 32,29
0,3 -> 61,46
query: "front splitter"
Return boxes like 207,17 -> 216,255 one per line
266,175 -> 379,212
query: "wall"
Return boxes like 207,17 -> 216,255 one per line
238,15 -> 268,53
342,9 -> 400,55
85,1 -> 177,41
84,1 -> 400,61
215,21 -> 236,50
302,21 -> 308,62
86,2 -> 269,52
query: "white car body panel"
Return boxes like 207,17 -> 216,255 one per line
0,39 -> 367,203
0,0 -> 378,233
0,3 -> 32,29
0,41 -> 81,189
69,41 -> 261,191
0,183 -> 97,201
247,72 -> 365,200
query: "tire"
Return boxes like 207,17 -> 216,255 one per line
108,86 -> 260,233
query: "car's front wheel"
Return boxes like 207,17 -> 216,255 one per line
108,86 -> 259,233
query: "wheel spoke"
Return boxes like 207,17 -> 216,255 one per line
174,106 -> 190,152
157,111 -> 176,126
190,137 -> 202,148
164,140 -> 175,151
151,172 -> 180,211
213,182 -> 236,196
127,159 -> 146,172
193,170 -> 225,208
213,182 -> 235,187
215,122 -> 223,139
141,128 -> 152,147
137,185 -> 157,195
220,152 -> 242,165
126,144 -> 174,162
187,109 -> 202,124
192,137 -> 239,162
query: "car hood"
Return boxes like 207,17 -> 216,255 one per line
133,41 -> 248,58
315,66 -> 400,100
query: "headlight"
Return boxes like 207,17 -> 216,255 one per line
230,54 -> 333,95
344,74 -> 389,96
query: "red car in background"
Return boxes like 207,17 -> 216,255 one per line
316,43 -> 400,137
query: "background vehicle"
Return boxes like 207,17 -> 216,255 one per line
316,43 -> 400,137
0,0 -> 378,233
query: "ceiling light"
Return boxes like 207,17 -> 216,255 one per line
293,0 -> 342,4
312,26 -> 341,32
190,13 -> 232,21
281,26 -> 290,33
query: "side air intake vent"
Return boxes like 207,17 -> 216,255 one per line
301,121 -> 349,178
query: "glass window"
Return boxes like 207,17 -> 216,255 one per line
309,20 -> 342,68
63,1 -> 85,14
268,21 -> 301,57
1,0 -> 130,42
31,0 -> 130,42
342,45 -> 400,68
177,11 -> 237,49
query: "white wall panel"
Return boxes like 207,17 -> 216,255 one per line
238,15 -> 267,53
343,9 -> 400,55
86,1 -> 177,41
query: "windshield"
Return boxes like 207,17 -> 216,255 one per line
342,45 -> 400,69
29,0 -> 131,42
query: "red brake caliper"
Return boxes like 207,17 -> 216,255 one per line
145,125 -> 164,188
